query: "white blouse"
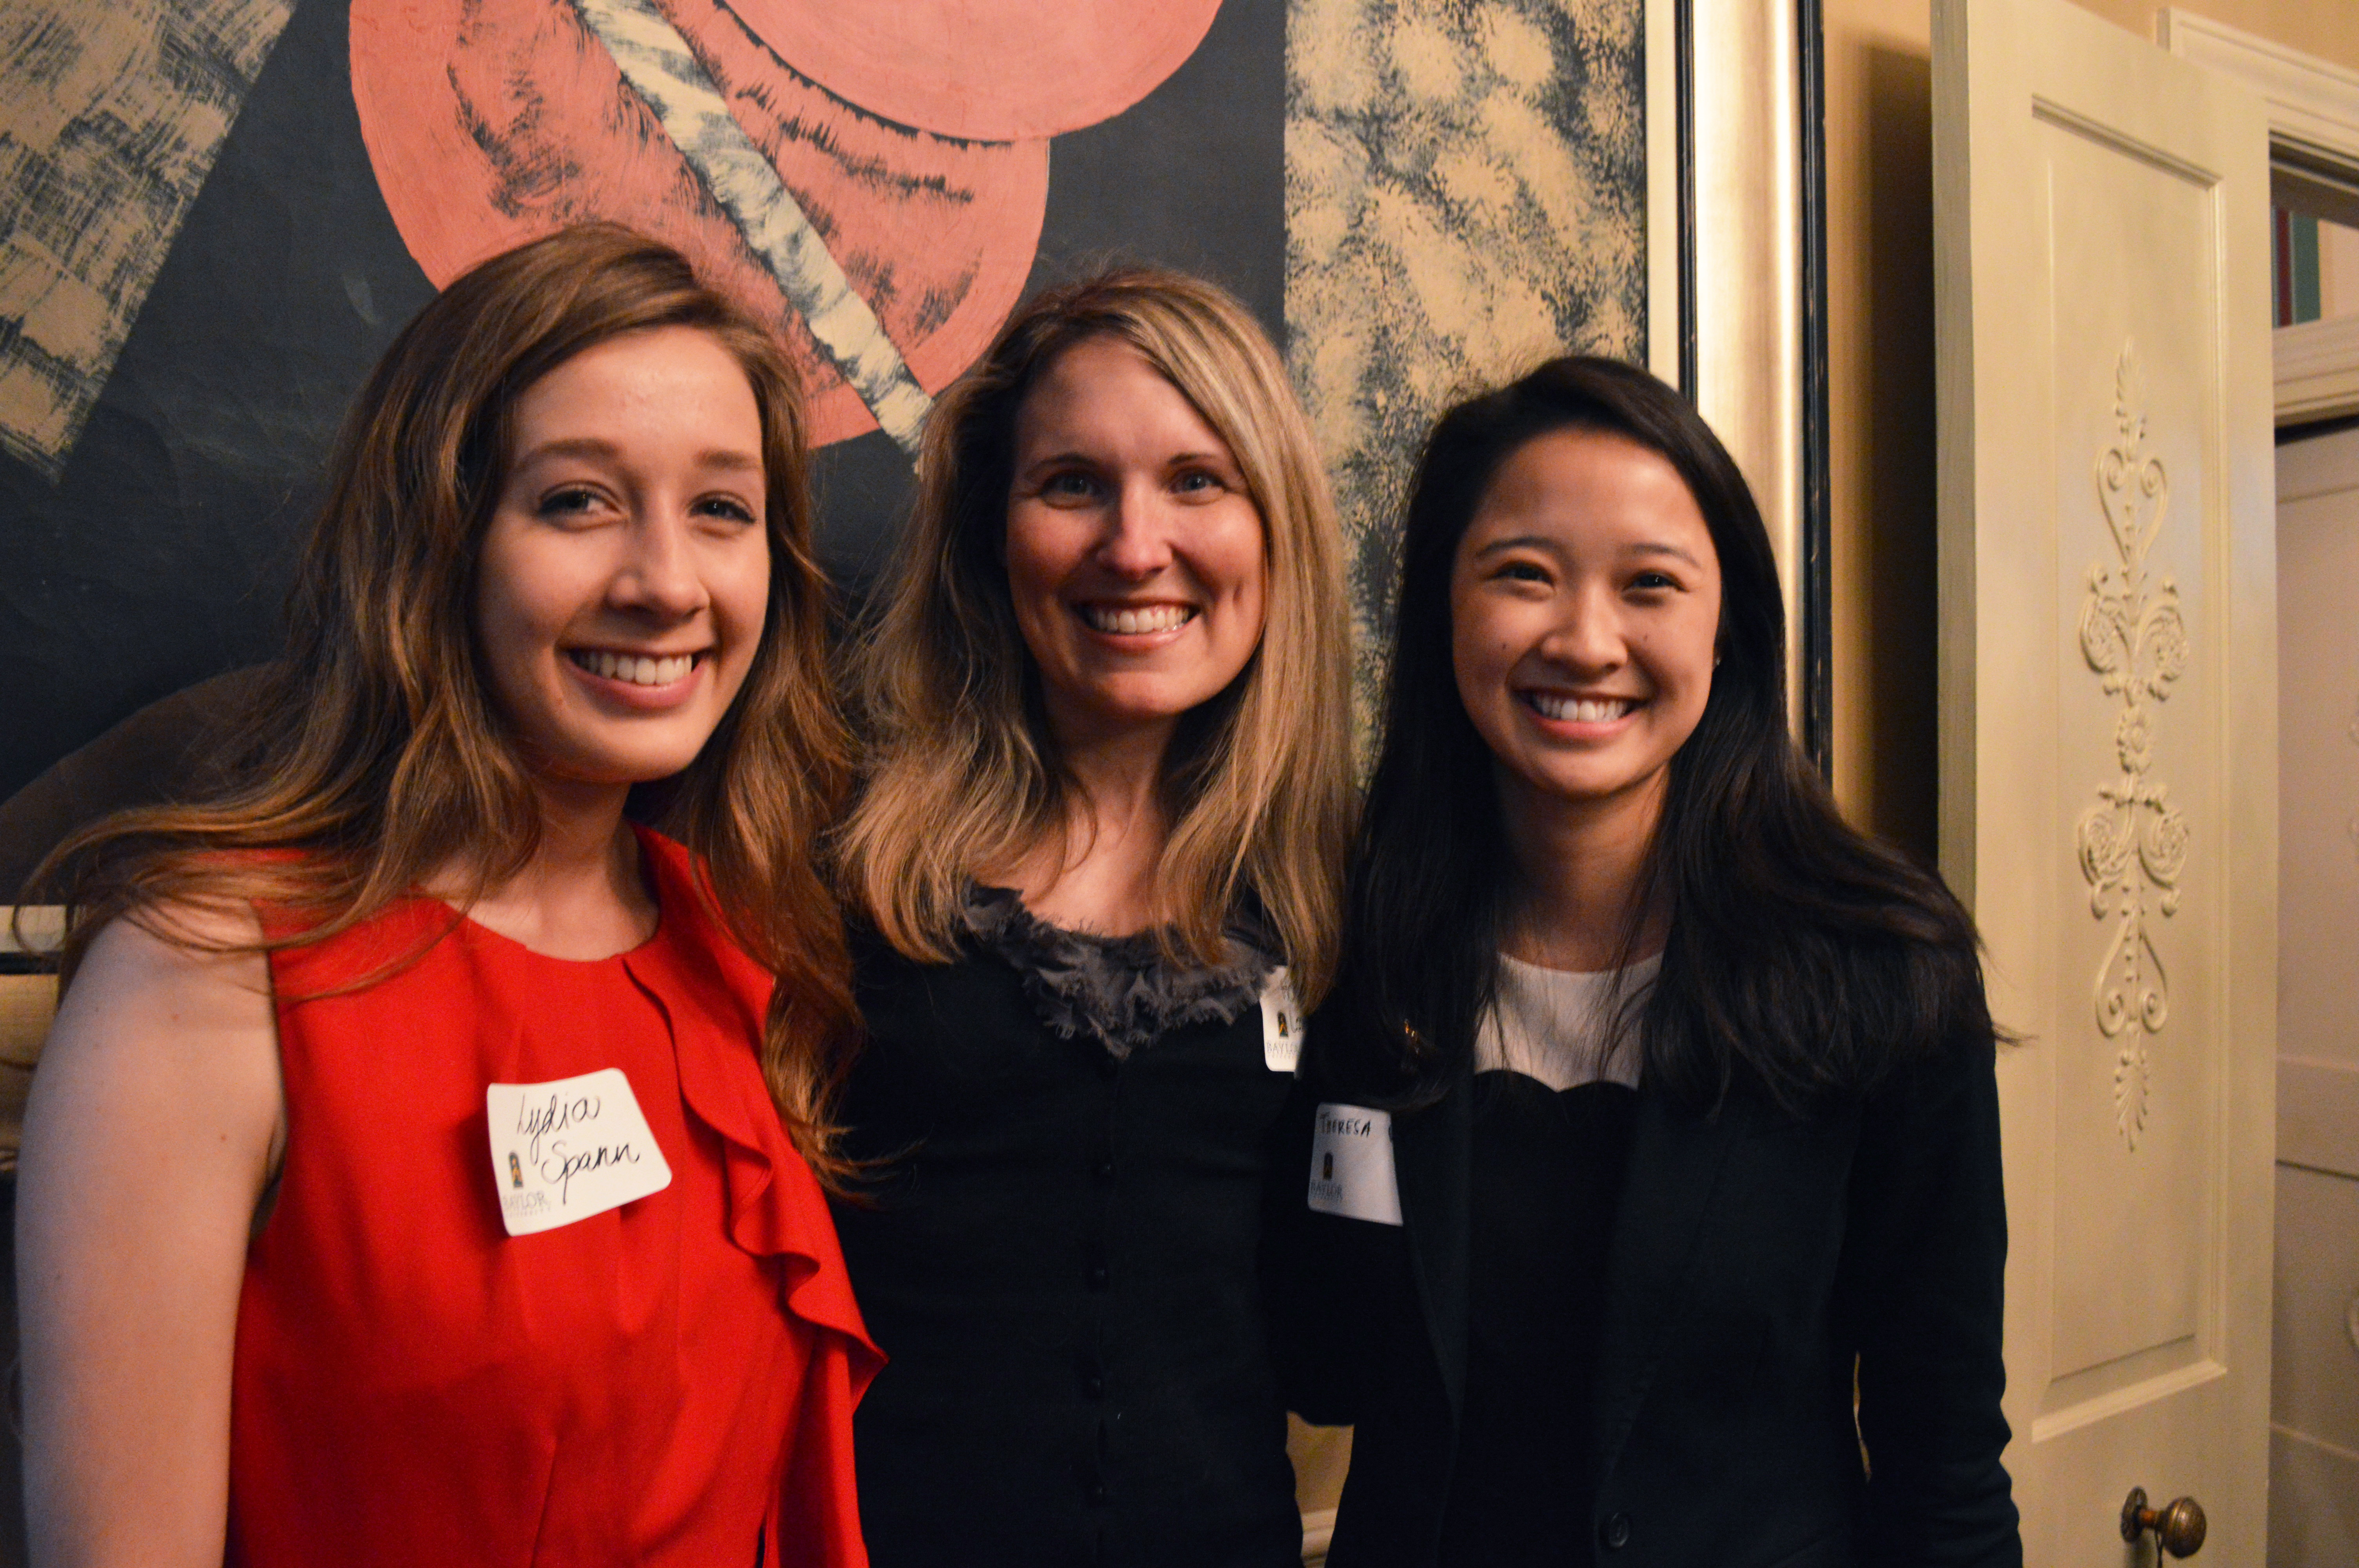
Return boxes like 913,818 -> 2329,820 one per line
1473,950 -> 1659,1091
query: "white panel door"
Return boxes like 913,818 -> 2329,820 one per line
1934,0 -> 2277,1560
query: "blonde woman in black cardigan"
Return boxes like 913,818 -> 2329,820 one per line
1270,357 -> 2019,1568
832,268 -> 1354,1567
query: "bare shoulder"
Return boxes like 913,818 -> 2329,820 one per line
18,902 -> 287,1564
31,900 -> 285,1175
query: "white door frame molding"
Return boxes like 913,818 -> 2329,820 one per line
2163,9 -> 2359,425
2273,425 -> 2359,1185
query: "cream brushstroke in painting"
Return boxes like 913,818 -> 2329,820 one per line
568,0 -> 935,452
0,0 -> 294,477
1286,0 -> 1646,730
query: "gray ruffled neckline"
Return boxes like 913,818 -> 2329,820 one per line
963,885 -> 1274,1060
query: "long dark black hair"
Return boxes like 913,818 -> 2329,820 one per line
1310,356 -> 1988,1112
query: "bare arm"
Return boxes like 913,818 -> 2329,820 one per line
16,909 -> 285,1568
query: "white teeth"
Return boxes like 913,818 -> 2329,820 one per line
1082,604 -> 1194,635
574,651 -> 694,686
1530,693 -> 1634,723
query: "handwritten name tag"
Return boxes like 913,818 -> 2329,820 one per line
485,1068 -> 672,1237
1261,966 -> 1301,1073
1308,1102 -> 1401,1226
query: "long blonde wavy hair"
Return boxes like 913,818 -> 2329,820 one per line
32,225 -> 862,1178
836,267 -> 1353,1003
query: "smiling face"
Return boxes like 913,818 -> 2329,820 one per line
472,325 -> 771,800
1449,427 -> 1723,836
1003,335 -> 1269,751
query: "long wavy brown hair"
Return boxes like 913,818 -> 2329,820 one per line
836,267 -> 1354,1003
30,224 -> 860,1177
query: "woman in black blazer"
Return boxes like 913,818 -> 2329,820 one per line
1268,357 -> 2020,1567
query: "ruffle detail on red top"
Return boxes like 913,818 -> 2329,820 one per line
623,829 -> 883,1394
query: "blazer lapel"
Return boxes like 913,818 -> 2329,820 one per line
1391,1073 -> 1474,1420
1590,1085 -> 1745,1478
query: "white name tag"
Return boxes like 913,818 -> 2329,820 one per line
1261,965 -> 1301,1073
1307,1102 -> 1401,1226
486,1068 -> 672,1237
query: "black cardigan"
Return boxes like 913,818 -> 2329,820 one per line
1265,1027 -> 2021,1568
831,937 -> 1301,1568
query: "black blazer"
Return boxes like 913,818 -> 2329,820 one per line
1266,1029 -> 2021,1568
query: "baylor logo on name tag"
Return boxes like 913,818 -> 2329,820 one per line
486,1067 -> 672,1237
1261,965 -> 1301,1073
1308,1102 -> 1401,1226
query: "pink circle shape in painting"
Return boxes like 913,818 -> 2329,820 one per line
350,0 -> 1050,447
722,0 -> 1223,142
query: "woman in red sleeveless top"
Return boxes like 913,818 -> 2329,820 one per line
17,226 -> 878,1568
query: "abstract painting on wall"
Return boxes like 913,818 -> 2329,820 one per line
0,0 -> 1654,885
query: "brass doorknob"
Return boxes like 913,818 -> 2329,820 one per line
2120,1487 -> 2206,1557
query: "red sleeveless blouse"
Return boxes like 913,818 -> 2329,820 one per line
229,828 -> 879,1568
